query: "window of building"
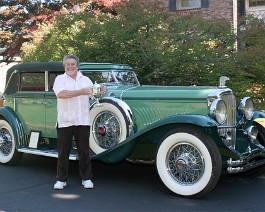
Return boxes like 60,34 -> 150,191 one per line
178,0 -> 201,9
249,0 -> 265,7
169,0 -> 209,11
246,0 -> 265,20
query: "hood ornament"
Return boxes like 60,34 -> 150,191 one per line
219,76 -> 229,88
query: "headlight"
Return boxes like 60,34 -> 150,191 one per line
238,97 -> 254,120
210,98 -> 227,124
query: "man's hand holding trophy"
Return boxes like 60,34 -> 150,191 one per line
91,82 -> 108,107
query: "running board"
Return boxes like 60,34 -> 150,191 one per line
18,148 -> 79,160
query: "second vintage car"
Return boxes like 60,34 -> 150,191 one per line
0,62 -> 265,198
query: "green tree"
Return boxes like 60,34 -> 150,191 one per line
22,0 -> 265,109
231,16 -> 265,108
0,0 -> 123,61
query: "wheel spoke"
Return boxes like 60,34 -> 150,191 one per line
92,111 -> 121,149
167,142 -> 204,185
0,128 -> 12,156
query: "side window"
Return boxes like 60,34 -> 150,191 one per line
20,72 -> 45,91
169,0 -> 209,10
49,72 -> 62,91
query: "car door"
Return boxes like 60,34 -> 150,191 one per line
44,71 -> 61,138
15,72 -> 46,134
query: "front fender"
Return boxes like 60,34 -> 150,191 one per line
91,137 -> 136,164
145,114 -> 217,131
0,107 -> 25,148
92,114 -> 218,164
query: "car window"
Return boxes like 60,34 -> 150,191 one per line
82,70 -> 139,85
49,72 -> 63,91
82,71 -> 115,84
113,71 -> 138,85
20,72 -> 45,91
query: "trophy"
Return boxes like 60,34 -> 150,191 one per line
92,81 -> 103,107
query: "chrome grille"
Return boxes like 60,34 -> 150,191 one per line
218,94 -> 237,148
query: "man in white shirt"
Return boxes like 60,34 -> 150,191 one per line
53,54 -> 96,189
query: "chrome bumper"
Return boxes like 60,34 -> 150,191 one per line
227,151 -> 265,173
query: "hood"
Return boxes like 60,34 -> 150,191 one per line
107,85 -> 218,101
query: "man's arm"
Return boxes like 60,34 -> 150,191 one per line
57,88 -> 91,99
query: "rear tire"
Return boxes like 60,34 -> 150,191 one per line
0,120 -> 23,165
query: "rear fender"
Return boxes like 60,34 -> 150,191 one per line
0,107 -> 26,148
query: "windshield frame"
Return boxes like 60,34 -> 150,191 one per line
80,69 -> 140,86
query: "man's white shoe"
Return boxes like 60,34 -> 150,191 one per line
82,180 -> 94,189
54,181 -> 66,190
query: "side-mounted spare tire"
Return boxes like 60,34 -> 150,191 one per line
89,98 -> 133,155
0,119 -> 23,165
156,127 -> 222,198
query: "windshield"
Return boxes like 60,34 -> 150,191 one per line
82,70 -> 140,86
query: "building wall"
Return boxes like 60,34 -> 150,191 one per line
245,0 -> 265,19
155,0 -> 237,22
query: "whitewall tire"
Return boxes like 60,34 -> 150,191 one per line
156,127 -> 222,198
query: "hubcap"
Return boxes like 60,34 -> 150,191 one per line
167,142 -> 204,185
0,128 -> 12,156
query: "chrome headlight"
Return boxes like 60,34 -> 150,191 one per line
210,98 -> 227,124
238,97 -> 254,120
245,126 -> 258,142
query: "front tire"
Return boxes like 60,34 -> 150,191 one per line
254,121 -> 265,146
0,120 -> 23,165
156,127 -> 222,198
241,121 -> 265,178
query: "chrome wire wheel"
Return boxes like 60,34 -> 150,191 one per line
92,111 -> 121,149
0,119 -> 22,165
167,142 -> 204,185
0,127 -> 13,156
156,127 -> 222,198
90,99 -> 131,154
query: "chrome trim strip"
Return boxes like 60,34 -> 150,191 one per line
119,86 -> 138,100
45,71 -> 49,91
208,88 -> 233,99
217,125 -> 236,129
18,148 -> 78,160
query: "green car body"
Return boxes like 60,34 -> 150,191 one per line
1,62 -> 265,198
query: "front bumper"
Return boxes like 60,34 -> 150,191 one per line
227,149 -> 265,173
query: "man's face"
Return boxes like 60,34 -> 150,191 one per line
64,58 -> 78,78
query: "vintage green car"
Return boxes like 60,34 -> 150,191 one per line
0,62 -> 265,198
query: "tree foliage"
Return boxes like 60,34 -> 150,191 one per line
0,0 -> 124,61
20,0 -> 265,109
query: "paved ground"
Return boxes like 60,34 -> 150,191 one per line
0,154 -> 265,212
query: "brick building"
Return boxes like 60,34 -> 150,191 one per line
156,0 -> 265,22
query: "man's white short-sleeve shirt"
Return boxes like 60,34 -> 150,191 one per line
53,72 -> 93,128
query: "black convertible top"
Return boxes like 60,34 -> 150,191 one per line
6,62 -> 64,76
4,62 -> 64,95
